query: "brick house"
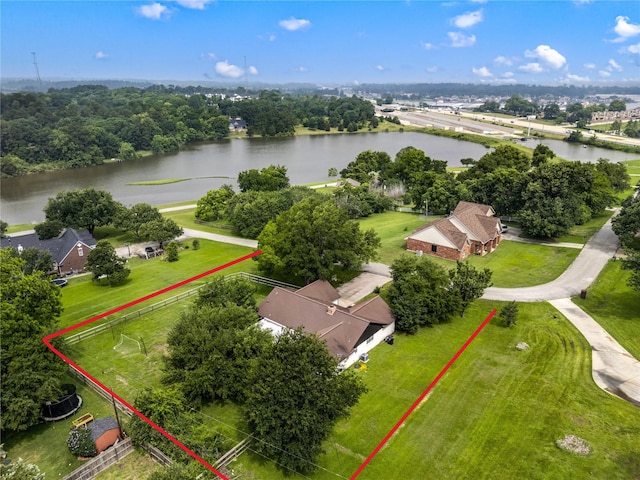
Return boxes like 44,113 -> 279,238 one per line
258,280 -> 395,369
406,201 -> 503,261
0,228 -> 97,275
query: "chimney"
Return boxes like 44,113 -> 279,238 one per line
327,305 -> 337,316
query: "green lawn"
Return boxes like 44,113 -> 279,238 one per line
573,259 -> 640,359
230,300 -> 640,479
161,207 -> 245,238
356,211 -> 438,265
555,210 -> 614,244
58,239 -> 257,328
93,451 -> 162,479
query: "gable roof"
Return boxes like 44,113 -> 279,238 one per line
88,416 -> 119,441
297,279 -> 340,304
408,201 -> 499,248
258,281 -> 394,361
0,228 -> 96,264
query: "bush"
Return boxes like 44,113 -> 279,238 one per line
165,242 -> 179,262
192,239 -> 200,250
67,427 -> 96,457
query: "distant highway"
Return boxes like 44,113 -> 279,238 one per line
377,106 -> 640,147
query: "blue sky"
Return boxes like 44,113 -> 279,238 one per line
2,1 -> 639,86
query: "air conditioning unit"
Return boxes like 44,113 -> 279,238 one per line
359,353 -> 369,363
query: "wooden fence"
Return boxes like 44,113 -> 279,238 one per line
60,438 -> 135,480
64,272 -> 298,346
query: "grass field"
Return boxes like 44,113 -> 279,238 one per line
58,239 -> 257,328
574,260 -> 640,359
93,452 -> 162,479
555,210 -> 613,244
230,300 -> 640,480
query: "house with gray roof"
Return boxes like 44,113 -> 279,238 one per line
0,228 -> 97,275
406,201 -> 503,261
258,280 -> 395,369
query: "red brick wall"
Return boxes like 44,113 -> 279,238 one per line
406,238 -> 466,261
60,245 -> 91,274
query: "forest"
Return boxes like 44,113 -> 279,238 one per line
0,85 -> 376,176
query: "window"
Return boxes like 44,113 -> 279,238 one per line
366,335 -> 374,344
77,246 -> 84,257
431,244 -> 438,253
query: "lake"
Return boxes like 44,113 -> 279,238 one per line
1,132 -> 638,225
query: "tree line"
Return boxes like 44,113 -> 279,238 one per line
0,85 -> 377,176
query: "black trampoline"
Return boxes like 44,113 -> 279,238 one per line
40,384 -> 83,422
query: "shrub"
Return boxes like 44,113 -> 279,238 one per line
192,239 -> 200,250
165,242 -> 179,262
67,427 -> 96,457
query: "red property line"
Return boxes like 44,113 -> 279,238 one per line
350,309 -> 497,480
43,250 -> 262,480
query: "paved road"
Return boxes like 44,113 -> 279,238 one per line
483,216 -> 619,302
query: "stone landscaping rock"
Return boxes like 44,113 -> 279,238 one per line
515,342 -> 530,351
555,434 -> 592,455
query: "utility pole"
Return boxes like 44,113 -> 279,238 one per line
31,52 -> 42,90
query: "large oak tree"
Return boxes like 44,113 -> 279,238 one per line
256,197 -> 380,282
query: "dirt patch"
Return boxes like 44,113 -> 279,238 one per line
116,375 -> 129,385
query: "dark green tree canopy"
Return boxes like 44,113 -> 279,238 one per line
387,255 -> 462,333
163,303 -> 270,404
256,197 -> 380,282
237,165 -> 290,192
85,240 -> 130,286
195,184 -> 235,222
113,202 -> 163,240
246,329 -> 366,475
448,261 -> 493,316
612,195 -> 640,248
43,188 -> 120,235
1,250 -> 66,431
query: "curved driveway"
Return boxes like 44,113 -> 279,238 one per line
482,216 -> 619,302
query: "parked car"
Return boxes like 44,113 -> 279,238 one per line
50,278 -> 68,287
501,225 -> 509,233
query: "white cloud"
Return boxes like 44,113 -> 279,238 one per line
613,16 -> 640,41
426,66 -> 439,73
95,51 -> 108,60
279,17 -> 311,31
448,32 -> 476,47
201,52 -> 217,61
294,66 -> 308,73
470,0 -> 488,3
248,66 -> 258,75
422,42 -> 436,50
173,0 -> 213,9
519,63 -> 544,73
599,70 -> 611,77
452,9 -> 483,29
565,73 -> 590,82
573,0 -> 592,4
583,63 -> 596,70
628,43 -> 640,54
502,71 -> 514,78
472,66 -> 492,77
138,3 -> 169,20
494,56 -> 513,66
215,61 -> 244,78
608,59 -> 623,71
525,45 -> 566,69
377,65 -> 385,71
